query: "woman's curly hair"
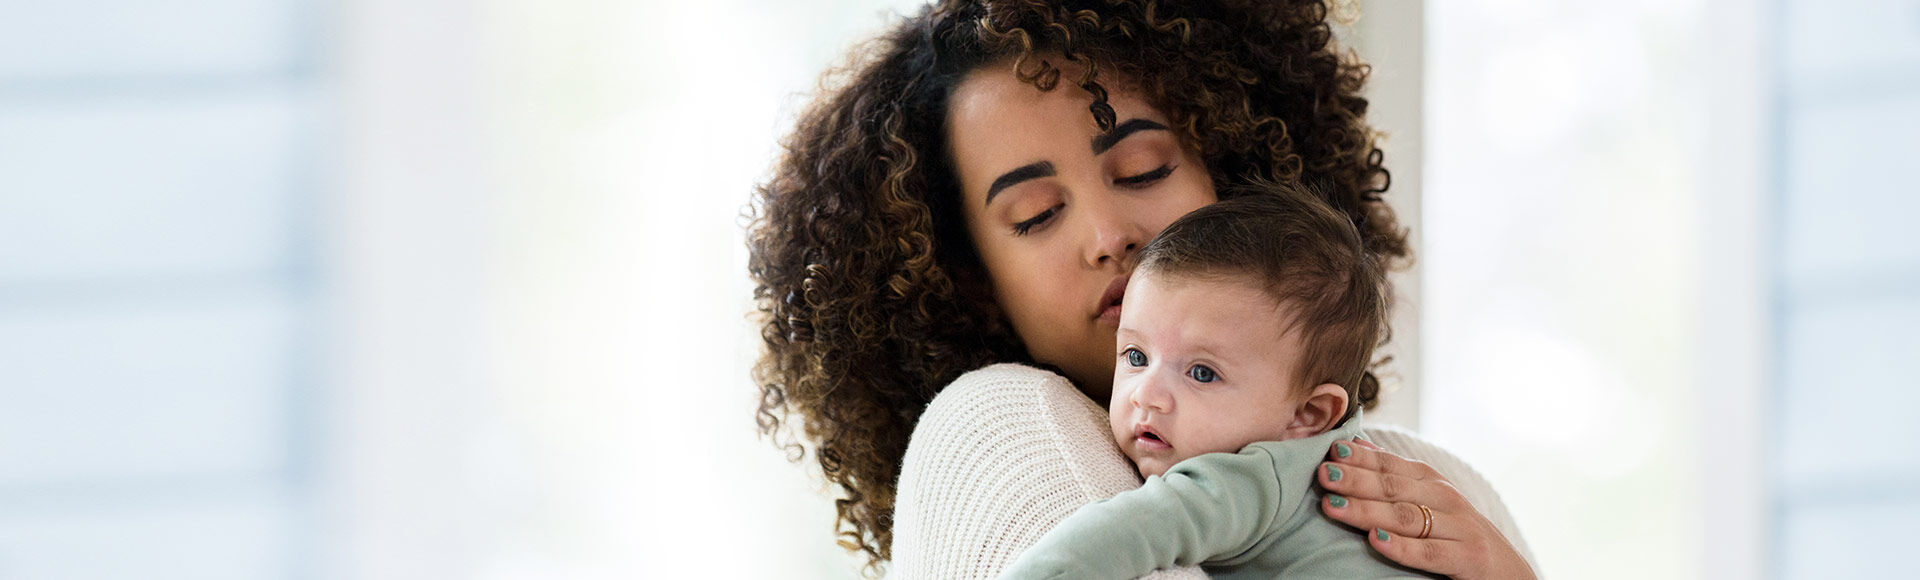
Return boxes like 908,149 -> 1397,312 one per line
746,0 -> 1408,571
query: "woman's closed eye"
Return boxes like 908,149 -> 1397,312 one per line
1006,163 -> 1167,235
1010,165 -> 1175,236
1114,164 -> 1174,188
1011,205 -> 1062,236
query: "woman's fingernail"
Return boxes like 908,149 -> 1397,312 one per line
1375,529 -> 1390,542
1328,494 -> 1348,508
1335,443 -> 1352,458
1327,465 -> 1343,482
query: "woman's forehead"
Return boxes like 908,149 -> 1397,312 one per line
950,65 -> 1163,132
946,66 -> 1167,179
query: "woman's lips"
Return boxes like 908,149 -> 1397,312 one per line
1095,274 -> 1130,322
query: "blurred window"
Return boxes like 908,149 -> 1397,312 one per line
1769,0 -> 1920,576
0,1 -> 323,578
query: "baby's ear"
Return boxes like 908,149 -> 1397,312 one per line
1283,383 -> 1350,439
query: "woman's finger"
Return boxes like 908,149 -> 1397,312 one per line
1365,527 -> 1473,578
1323,489 -> 1539,580
1319,443 -> 1538,580
1318,461 -> 1466,512
1326,439 -> 1441,481
1321,494 -> 1453,541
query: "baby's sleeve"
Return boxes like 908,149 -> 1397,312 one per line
889,364 -> 1208,580
996,446 -> 1295,580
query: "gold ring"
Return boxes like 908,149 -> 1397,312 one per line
1417,504 -> 1433,539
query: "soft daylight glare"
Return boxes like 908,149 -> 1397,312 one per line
1423,0 -> 1707,578
482,0 -> 929,577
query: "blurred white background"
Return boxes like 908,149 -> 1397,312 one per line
0,0 -> 1914,578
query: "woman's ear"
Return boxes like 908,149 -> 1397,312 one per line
1283,383 -> 1351,439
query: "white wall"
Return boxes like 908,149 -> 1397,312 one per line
1348,0 -> 1428,430
326,0 -> 494,577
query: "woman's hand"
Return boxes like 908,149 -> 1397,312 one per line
1316,438 -> 1537,580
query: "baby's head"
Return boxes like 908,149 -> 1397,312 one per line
1111,183 -> 1388,477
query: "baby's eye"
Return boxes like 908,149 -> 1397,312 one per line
1124,347 -> 1148,367
1187,365 -> 1217,383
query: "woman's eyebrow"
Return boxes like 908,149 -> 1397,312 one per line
985,161 -> 1056,206
1091,118 -> 1170,155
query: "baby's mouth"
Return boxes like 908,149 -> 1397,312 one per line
1134,427 -> 1172,451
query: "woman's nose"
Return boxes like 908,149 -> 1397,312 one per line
1082,195 -> 1146,268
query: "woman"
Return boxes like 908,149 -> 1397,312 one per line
748,1 -> 1535,577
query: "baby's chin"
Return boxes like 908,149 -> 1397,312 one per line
1131,457 -> 1171,478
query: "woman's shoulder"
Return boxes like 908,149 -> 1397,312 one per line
892,363 -> 1151,578
1352,423 -> 1538,568
908,362 -> 1126,490
1353,424 -> 1460,470
1351,424 -> 1494,497
923,363 -> 1077,411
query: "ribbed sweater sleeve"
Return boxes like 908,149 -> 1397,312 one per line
889,364 -> 1207,579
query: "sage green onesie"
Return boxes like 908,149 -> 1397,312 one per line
998,421 -> 1441,579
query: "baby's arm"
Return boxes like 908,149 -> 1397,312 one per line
997,447 -> 1292,580
891,364 -> 1207,579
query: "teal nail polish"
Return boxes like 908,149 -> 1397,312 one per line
1327,465 -> 1343,482
1376,529 -> 1390,542
1335,443 -> 1352,458
1328,495 -> 1348,508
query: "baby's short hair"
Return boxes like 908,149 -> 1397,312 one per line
1137,181 -> 1389,420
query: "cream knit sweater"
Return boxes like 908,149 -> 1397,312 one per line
889,364 -> 1536,579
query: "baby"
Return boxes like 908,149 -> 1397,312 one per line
1000,184 -> 1437,579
